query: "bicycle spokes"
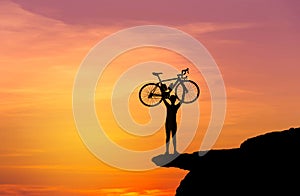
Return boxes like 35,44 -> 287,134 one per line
139,83 -> 163,107
175,80 -> 200,104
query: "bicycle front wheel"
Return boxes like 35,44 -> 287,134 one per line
175,80 -> 200,104
139,83 -> 163,107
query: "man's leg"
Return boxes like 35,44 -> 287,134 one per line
165,127 -> 170,154
172,129 -> 178,154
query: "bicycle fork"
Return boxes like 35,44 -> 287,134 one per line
180,83 -> 189,99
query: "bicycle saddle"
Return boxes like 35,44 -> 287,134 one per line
152,72 -> 163,76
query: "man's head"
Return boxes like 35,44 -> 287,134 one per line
169,95 -> 177,104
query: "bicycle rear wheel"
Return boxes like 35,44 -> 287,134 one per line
175,80 -> 200,104
139,83 -> 163,107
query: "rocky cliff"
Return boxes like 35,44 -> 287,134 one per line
152,127 -> 300,195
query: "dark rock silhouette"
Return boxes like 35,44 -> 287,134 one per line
152,127 -> 300,195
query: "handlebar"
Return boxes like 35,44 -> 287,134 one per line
181,68 -> 189,75
177,68 -> 189,78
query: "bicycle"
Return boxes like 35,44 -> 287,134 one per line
139,68 -> 200,107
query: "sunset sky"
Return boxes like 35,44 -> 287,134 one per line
1,0 -> 300,195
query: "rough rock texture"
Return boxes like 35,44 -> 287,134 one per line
152,127 -> 300,195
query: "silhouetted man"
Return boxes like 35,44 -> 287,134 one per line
163,94 -> 181,154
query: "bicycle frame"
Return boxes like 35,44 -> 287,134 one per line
155,74 -> 188,93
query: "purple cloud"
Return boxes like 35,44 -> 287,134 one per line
11,0 -> 300,26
